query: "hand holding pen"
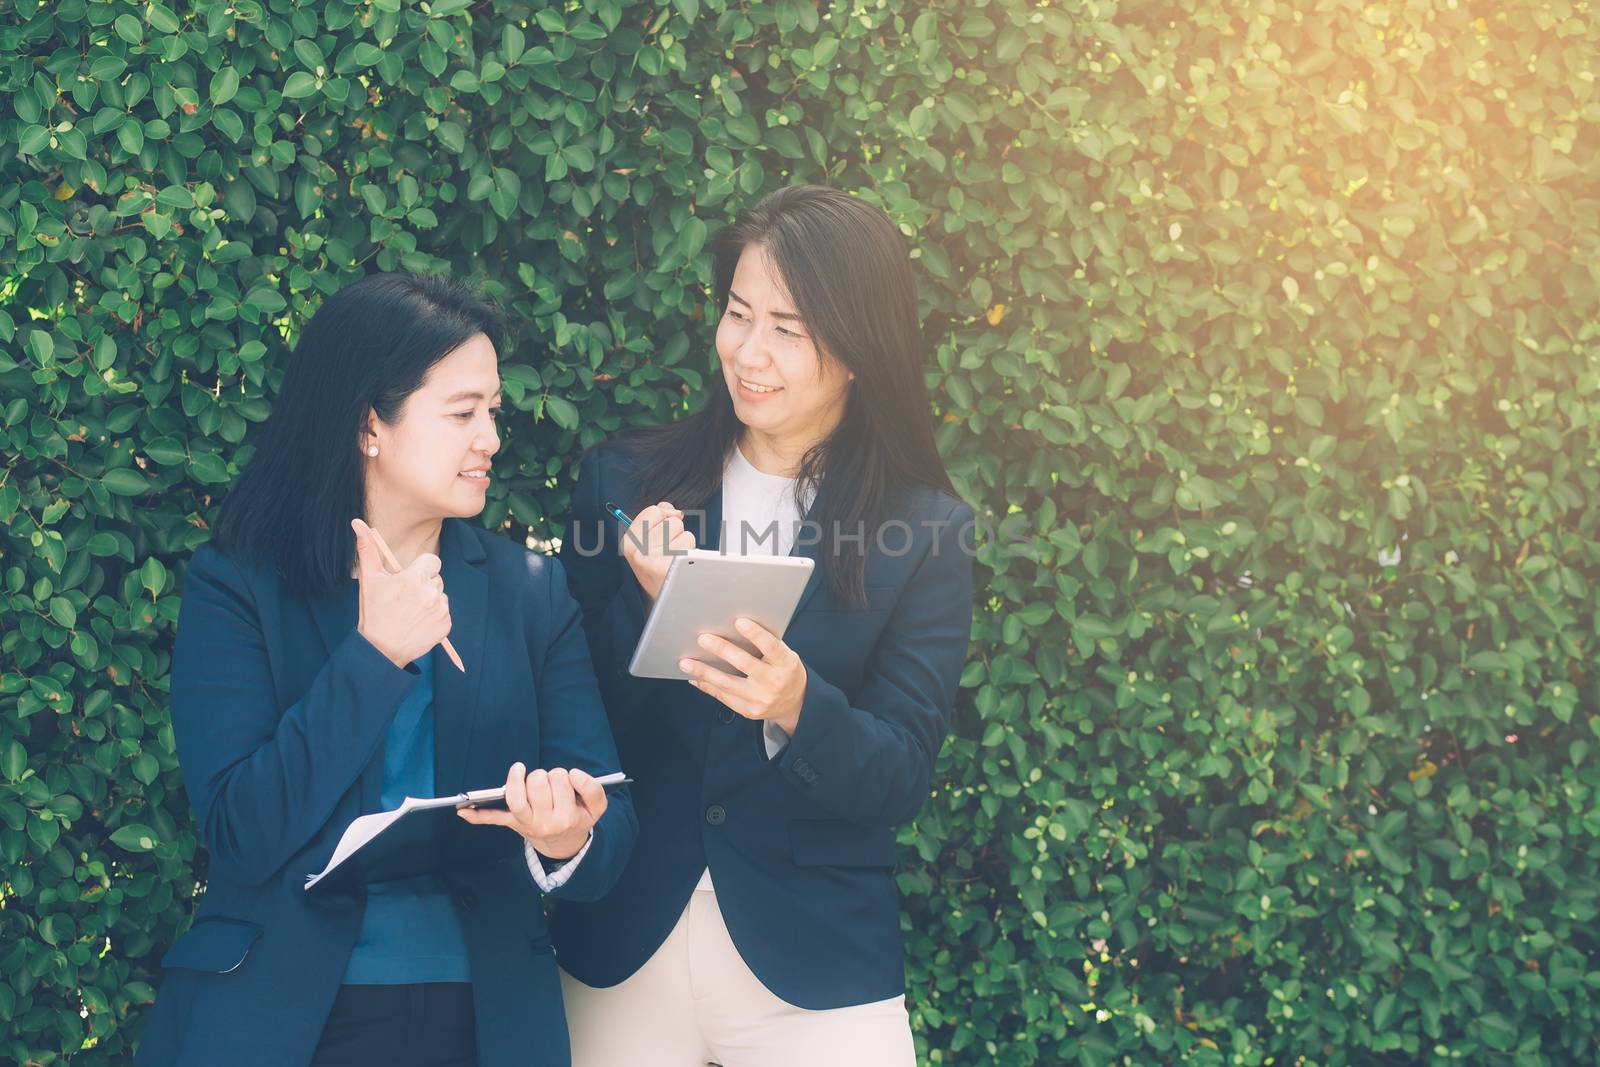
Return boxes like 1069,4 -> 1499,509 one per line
456,763 -> 616,862
606,500 -> 694,606
351,518 -> 465,672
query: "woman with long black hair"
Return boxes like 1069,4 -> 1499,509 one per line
552,186 -> 976,1064
137,273 -> 636,1067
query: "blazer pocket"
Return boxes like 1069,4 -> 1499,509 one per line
160,917 -> 263,974
789,819 -> 898,869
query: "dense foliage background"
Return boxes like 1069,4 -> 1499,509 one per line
3,0 -> 1599,1062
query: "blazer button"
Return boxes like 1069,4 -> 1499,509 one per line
718,707 -> 735,724
705,804 -> 727,826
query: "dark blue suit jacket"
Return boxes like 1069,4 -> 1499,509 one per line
137,518 -> 636,1067
550,441 -> 975,1009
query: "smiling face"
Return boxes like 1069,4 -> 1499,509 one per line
715,243 -> 855,450
362,331 -> 502,525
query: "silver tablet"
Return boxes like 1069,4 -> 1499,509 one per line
627,549 -> 815,680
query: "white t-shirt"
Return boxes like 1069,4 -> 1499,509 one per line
696,441 -> 817,892
719,439 -> 817,557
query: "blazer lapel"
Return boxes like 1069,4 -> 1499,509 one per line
786,474 -> 832,616
432,518 -> 488,795
710,473 -> 833,796
690,488 -> 723,554
308,580 -> 358,662
307,578 -> 388,811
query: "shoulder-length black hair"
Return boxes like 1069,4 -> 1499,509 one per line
211,272 -> 503,595
618,184 -> 955,609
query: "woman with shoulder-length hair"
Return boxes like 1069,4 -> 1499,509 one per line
552,185 -> 977,1064
137,273 -> 637,1067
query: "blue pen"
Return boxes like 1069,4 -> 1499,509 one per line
603,501 -> 633,527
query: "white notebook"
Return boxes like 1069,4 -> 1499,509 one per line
303,787 -> 508,891
303,771 -> 629,891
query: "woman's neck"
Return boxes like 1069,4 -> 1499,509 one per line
361,504 -> 444,570
739,422 -> 834,478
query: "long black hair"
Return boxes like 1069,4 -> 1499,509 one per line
211,272 -> 503,595
618,185 -> 955,608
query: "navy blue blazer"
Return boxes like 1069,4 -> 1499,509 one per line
550,440 -> 975,1009
137,518 -> 637,1067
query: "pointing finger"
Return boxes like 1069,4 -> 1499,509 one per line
361,521 -> 405,574
350,518 -> 387,578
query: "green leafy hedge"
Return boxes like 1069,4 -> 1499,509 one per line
4,0 -> 1599,1063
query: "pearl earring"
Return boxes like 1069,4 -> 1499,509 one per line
366,445 -> 378,457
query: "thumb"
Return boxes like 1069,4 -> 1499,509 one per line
350,518 -> 384,579
570,769 -> 607,818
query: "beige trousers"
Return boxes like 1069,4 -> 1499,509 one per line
559,890 -> 915,1067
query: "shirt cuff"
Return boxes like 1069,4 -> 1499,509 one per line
763,719 -> 791,759
523,831 -> 593,892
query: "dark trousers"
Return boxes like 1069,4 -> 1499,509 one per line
311,982 -> 477,1067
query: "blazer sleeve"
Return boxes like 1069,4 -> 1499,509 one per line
772,501 -> 977,827
557,446 -> 682,740
170,546 -> 420,887
519,553 -> 638,902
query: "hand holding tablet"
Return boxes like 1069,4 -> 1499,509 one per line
679,616 -> 809,735
605,501 -> 814,683
626,548 -> 814,680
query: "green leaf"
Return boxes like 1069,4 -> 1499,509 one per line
212,108 -> 244,142
543,395 -> 579,430
678,216 -> 708,259
90,56 -> 128,81
140,558 -> 167,596
132,752 -> 159,785
661,128 -> 693,156
292,39 -> 325,72
562,144 -> 595,171
282,72 -> 318,99
117,119 -> 145,155
189,451 -> 231,484
48,597 -> 76,629
85,533 -> 120,556
1468,650 -> 1511,672
210,67 -> 239,106
27,331 -> 53,364
147,3 -> 180,33
18,124 -> 49,154
114,13 -> 144,44
436,122 -> 465,153
2,741 -> 26,781
101,469 -> 150,496
109,824 -> 159,852
502,25 -> 525,63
